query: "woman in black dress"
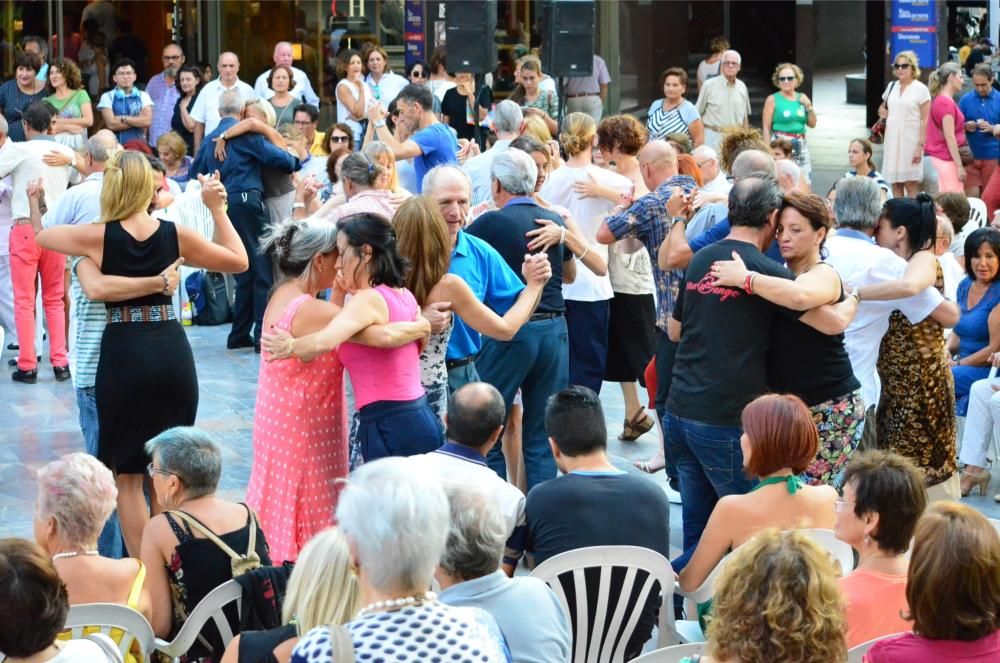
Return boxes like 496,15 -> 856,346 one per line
35,151 -> 248,557
171,65 -> 203,155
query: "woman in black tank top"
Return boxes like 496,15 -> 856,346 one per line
35,151 -> 248,557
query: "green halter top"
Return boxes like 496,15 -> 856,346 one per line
750,474 -> 805,494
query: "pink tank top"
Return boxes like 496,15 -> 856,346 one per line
337,284 -> 425,409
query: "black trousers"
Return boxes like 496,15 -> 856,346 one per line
227,190 -> 273,344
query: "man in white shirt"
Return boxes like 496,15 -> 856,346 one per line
695,50 -> 750,149
463,100 -> 523,205
692,144 -> 731,195
412,383 -> 527,575
826,177 -> 959,449
563,54 -> 611,124
0,104 -> 79,382
253,41 -> 320,107
190,51 -> 256,151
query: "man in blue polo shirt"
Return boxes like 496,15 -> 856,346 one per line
466,149 -> 576,490
424,165 -> 526,391
959,63 -> 1000,198
369,83 -> 457,192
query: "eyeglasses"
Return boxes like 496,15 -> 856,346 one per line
833,498 -> 855,513
162,55 -> 183,61
892,63 -> 911,70
410,70 -> 428,79
778,76 -> 796,82
330,135 -> 350,143
293,119 -> 313,127
696,160 -> 712,168
147,462 -> 176,479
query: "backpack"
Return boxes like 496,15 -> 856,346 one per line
185,270 -> 232,326
167,508 -> 263,577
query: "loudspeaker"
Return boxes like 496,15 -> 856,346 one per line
541,0 -> 596,78
445,0 -> 498,75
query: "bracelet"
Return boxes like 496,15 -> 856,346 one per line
743,271 -> 757,294
292,202 -> 306,210
559,227 -> 566,245
161,273 -> 170,294
374,120 -> 387,129
577,245 -> 590,261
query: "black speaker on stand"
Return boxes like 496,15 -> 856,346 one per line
541,0 -> 596,131
446,0 -> 498,150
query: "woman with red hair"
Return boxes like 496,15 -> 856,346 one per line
676,393 -> 838,588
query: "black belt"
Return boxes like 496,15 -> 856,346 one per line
446,355 -> 476,370
529,311 -> 564,321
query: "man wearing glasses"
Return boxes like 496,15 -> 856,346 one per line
292,104 -> 328,156
695,49 -> 751,149
146,43 -> 185,149
97,58 -> 154,145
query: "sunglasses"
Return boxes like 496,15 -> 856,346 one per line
330,135 -> 350,143
778,76 -> 796,82
893,63 -> 911,70
410,70 -> 428,79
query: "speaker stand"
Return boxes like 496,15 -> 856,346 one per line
474,73 -> 485,152
557,76 -> 566,135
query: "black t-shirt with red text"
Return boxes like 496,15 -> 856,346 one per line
667,238 -> 802,426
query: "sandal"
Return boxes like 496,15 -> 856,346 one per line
618,408 -> 654,441
634,457 -> 665,473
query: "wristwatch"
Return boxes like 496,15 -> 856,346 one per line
670,216 -> 687,229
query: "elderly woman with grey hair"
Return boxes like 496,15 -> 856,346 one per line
140,427 -> 272,660
34,453 -> 152,622
436,482 -> 571,663
300,152 -> 400,223
290,458 -> 512,663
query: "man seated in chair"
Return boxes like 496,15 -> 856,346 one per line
524,386 -> 671,659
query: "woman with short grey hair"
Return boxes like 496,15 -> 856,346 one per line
311,152 -> 400,222
436,483 -> 571,663
290,458 -> 512,663
34,453 -> 153,624
140,427 -> 272,660
246,217 -> 429,564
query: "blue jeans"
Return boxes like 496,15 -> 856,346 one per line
664,412 -> 754,573
476,316 -> 569,490
654,331 -> 679,487
76,387 -> 123,559
446,360 -> 480,394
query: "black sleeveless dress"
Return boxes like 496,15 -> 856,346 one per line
95,220 -> 198,474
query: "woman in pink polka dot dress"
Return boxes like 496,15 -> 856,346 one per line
247,218 -> 430,563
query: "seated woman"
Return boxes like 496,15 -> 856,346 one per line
711,192 -> 863,486
289,458 -> 510,662
835,450 -> 928,648
246,217 -> 429,563
677,393 -> 838,589
262,213 -> 444,462
680,529 -> 846,663
140,427 -> 272,661
221,528 -> 359,663
35,453 -> 152,654
0,539 -> 121,662
866,502 -> 1000,662
958,352 -> 1000,500
947,228 -> 1000,420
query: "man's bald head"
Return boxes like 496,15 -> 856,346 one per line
446,382 -> 506,451
217,52 -> 240,84
273,42 -> 293,67
730,149 -> 776,180
638,140 -> 678,189
84,130 -> 120,167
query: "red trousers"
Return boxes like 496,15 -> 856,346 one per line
9,223 -> 67,371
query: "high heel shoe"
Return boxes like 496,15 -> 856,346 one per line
960,467 -> 991,497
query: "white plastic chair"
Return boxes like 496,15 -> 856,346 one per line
969,197 -> 988,228
672,555 -> 731,644
632,642 -> 707,662
530,546 -> 680,663
153,579 -> 242,661
799,528 -> 855,576
847,631 -> 908,662
64,603 -> 156,663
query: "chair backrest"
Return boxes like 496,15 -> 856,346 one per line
64,603 -> 156,662
799,528 -> 855,577
632,642 -> 707,663
847,631 -> 908,662
153,579 -> 242,660
530,545 -> 679,663
968,197 -> 988,228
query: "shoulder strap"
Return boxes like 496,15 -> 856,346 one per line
126,559 -> 146,609
245,504 -> 259,562
278,294 -> 314,331
167,509 -> 244,561
327,624 -> 356,663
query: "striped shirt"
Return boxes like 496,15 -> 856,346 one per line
646,99 -> 700,142
69,257 -> 105,389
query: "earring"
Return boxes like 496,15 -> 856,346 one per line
863,535 -> 872,547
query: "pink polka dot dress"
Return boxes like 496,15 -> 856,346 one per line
246,294 -> 348,563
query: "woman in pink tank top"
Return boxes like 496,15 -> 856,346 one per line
249,217 -> 429,563
262,212 -> 444,462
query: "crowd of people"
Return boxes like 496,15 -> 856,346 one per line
1,28 -> 1000,663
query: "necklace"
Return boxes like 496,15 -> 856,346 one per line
356,591 -> 438,617
52,550 -> 99,560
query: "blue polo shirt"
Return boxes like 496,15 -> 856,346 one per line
958,89 -> 1000,160
446,231 -> 524,360
689,215 -> 784,262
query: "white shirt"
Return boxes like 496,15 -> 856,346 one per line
365,71 -> 410,106
253,65 -> 320,106
0,176 -> 12,256
540,164 -> 631,301
0,138 -> 79,220
825,231 -> 945,407
702,170 -> 732,195
463,139 -> 511,206
939,250 -> 966,302
190,78 -> 257,135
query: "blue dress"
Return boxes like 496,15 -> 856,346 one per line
952,277 -> 1000,415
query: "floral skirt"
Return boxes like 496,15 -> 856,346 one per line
802,389 -> 865,487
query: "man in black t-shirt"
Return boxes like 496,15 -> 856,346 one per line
665,176 -> 850,573
525,386 -> 670,660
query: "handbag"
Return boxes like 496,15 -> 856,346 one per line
870,81 -> 897,145
959,143 -> 975,166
